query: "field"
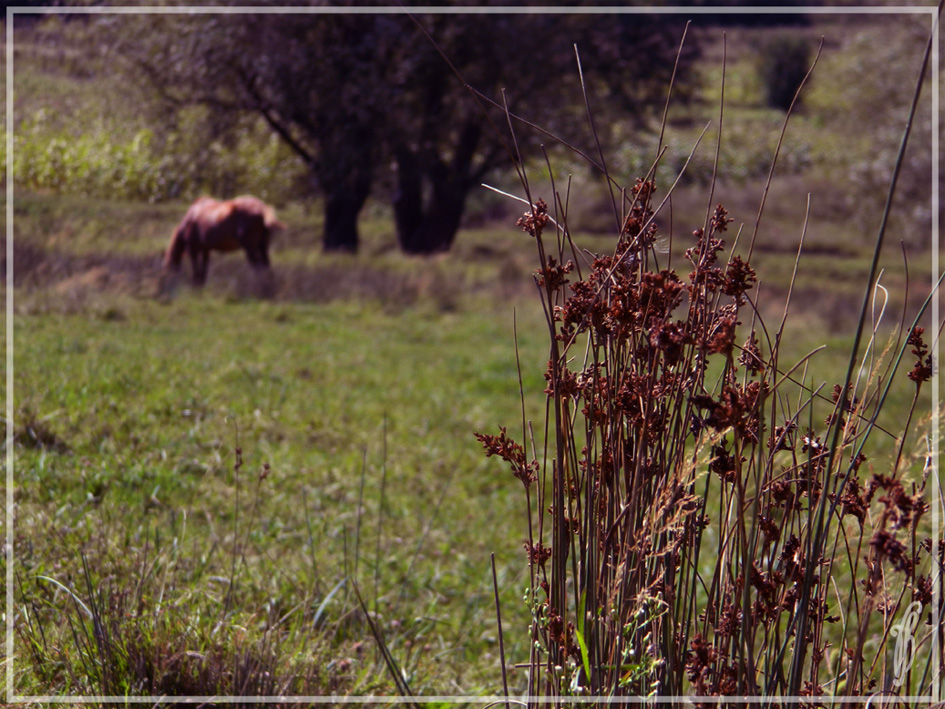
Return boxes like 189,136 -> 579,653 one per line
5,9 -> 943,706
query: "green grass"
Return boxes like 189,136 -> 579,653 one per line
12,285 -> 556,697
10,184 -> 934,700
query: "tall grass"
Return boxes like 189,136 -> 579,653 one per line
476,21 -> 941,705
14,445 -> 393,702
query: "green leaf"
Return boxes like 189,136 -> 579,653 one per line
574,625 -> 591,690
575,589 -> 590,687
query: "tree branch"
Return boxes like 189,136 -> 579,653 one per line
235,65 -> 317,168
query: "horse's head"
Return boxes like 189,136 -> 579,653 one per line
259,202 -> 286,236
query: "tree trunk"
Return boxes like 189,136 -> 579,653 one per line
320,158 -> 373,253
323,191 -> 365,253
396,178 -> 468,254
393,120 -> 481,255
312,105 -> 377,253
392,148 -> 424,246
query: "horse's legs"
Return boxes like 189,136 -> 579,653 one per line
188,243 -> 200,285
199,252 -> 210,285
244,249 -> 269,285
245,239 -> 270,269
245,242 -> 273,297
192,249 -> 209,286
256,243 -> 270,268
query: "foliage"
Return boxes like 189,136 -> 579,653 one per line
6,108 -> 307,203
94,5 -> 698,253
812,22 -> 940,245
613,118 -> 813,186
757,32 -> 813,111
8,11 -> 942,703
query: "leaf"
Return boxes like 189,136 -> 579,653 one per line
575,589 -> 591,686
574,626 -> 591,691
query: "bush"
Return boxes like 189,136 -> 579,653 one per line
480,183 -> 937,699
476,29 -> 939,698
758,32 -> 813,111
6,110 -> 307,203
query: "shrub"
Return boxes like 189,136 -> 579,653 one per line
758,32 -> 813,111
7,110 -> 307,203
477,27 -> 939,703
480,186 -> 936,700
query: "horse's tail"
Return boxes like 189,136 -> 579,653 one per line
164,222 -> 188,270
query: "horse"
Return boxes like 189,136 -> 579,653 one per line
163,195 -> 285,286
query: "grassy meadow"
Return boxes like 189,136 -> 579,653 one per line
12,276 -> 550,696
5,10 -> 942,706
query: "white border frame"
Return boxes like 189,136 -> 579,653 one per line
4,4 -> 940,705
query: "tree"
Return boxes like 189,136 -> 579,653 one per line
106,4 -> 699,254
384,11 -> 701,253
239,14 -> 404,252
108,9 -> 400,253
386,14 -> 520,254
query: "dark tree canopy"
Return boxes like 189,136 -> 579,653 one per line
107,4 -> 699,254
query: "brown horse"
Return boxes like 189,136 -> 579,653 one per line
163,195 -> 285,286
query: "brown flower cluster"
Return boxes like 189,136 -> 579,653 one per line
907,326 -> 933,385
685,634 -> 740,696
692,380 -> 767,442
535,256 -> 573,291
474,427 -> 538,487
685,205 -> 733,294
621,178 -> 658,244
869,473 -> 926,531
516,198 -> 551,239
739,330 -> 765,375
